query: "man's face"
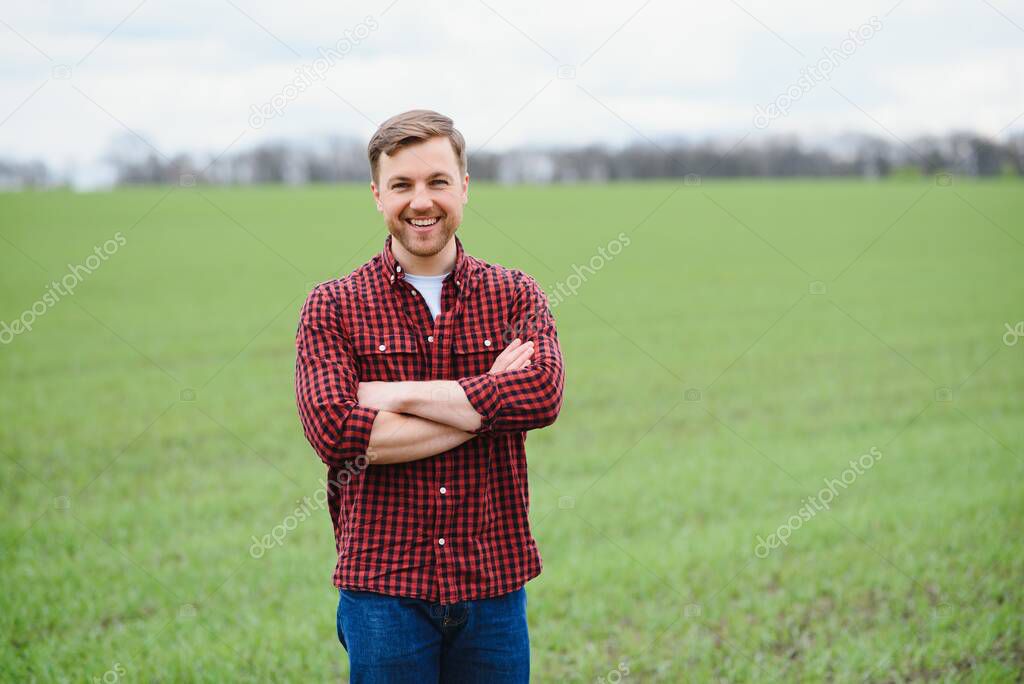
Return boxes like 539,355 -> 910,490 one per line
371,136 -> 468,259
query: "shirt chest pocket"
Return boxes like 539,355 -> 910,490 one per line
452,329 -> 502,378
352,331 -> 420,381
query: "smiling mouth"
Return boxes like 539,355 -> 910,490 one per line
405,216 -> 442,230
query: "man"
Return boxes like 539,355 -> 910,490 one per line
294,109 -> 565,683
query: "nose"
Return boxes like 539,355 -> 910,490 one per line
409,185 -> 433,212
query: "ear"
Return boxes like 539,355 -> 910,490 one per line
370,182 -> 383,212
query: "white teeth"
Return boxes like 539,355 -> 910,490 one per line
409,217 -> 439,227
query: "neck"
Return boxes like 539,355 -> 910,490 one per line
392,236 -> 457,276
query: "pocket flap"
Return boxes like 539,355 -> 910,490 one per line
353,331 -> 418,354
453,329 -> 502,354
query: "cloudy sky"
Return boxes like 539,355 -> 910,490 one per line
2,0 -> 1022,173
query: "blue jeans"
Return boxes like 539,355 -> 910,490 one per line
336,586 -> 530,683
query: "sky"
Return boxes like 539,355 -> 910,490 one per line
1,0 -> 1022,175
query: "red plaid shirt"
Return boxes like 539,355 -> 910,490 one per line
294,235 -> 564,604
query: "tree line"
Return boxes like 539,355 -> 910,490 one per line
2,130 -> 1022,190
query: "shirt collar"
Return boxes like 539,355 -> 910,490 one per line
380,234 -> 476,293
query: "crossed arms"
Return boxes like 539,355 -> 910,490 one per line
354,340 -> 534,464
295,275 -> 565,468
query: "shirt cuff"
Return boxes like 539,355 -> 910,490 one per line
338,403 -> 381,460
456,374 -> 502,434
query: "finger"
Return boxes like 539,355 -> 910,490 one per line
505,342 -> 534,363
507,349 -> 535,370
494,338 -> 523,364
492,339 -> 533,373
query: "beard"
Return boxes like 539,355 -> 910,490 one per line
386,213 -> 458,258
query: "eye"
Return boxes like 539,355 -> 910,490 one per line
431,179 -> 449,186
392,182 -> 408,189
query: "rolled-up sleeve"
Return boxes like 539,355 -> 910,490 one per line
457,274 -> 565,434
295,284 -> 379,465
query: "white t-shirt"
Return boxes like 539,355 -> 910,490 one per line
404,271 -> 450,320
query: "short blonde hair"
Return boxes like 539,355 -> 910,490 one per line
367,109 -> 467,185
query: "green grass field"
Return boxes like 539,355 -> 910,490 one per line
2,179 -> 1022,682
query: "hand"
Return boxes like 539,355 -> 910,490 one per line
357,381 -> 398,411
489,338 -> 534,374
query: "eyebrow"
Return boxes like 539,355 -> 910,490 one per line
387,172 -> 453,184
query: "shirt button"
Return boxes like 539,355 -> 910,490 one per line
427,335 -> 434,343
439,486 -> 447,494
396,265 -> 402,272
378,344 -> 386,351
483,339 -> 491,347
389,275 -> 395,283
438,538 -> 445,546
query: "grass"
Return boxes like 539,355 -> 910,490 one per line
1,179 -> 1022,682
